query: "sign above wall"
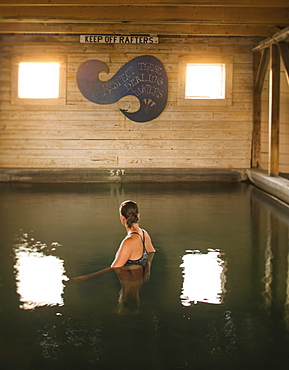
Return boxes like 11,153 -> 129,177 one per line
80,35 -> 158,44
76,55 -> 168,123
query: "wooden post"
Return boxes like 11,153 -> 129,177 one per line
278,42 -> 289,85
252,89 -> 261,168
252,49 -> 269,168
268,44 -> 280,176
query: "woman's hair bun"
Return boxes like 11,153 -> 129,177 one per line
120,200 -> 139,228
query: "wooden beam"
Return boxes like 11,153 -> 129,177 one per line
252,91 -> 262,168
268,44 -> 280,176
0,0 -> 289,6
254,48 -> 270,94
252,48 -> 270,168
278,42 -> 289,85
252,51 -> 264,168
253,26 -> 289,52
0,6 -> 288,25
0,22 -> 279,37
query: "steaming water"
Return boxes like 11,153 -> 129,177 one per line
0,182 -> 289,369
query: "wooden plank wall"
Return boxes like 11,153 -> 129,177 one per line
0,35 -> 258,170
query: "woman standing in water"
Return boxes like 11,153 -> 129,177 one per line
111,200 -> 155,268
74,200 -> 155,282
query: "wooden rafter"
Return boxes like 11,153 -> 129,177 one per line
0,22 -> 281,37
0,0 -> 288,6
253,26 -> 289,51
0,6 -> 287,24
0,1 -> 288,36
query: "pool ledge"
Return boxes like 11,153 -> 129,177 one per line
247,169 -> 289,205
0,168 -> 247,183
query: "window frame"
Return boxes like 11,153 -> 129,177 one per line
177,56 -> 233,107
11,54 -> 67,105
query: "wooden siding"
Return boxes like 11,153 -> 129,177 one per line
0,35 -> 257,169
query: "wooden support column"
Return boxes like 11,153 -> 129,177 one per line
268,44 -> 280,176
252,48 -> 269,168
278,42 -> 289,85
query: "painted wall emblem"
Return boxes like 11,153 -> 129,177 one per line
77,55 -> 168,123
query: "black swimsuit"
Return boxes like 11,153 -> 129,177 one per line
126,229 -> 148,265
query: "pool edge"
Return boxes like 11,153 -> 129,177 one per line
247,169 -> 289,206
0,168 -> 248,183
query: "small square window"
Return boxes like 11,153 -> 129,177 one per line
11,55 -> 66,105
177,57 -> 232,107
185,64 -> 225,99
18,62 -> 60,99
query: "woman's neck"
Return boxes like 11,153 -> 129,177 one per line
126,223 -> 140,234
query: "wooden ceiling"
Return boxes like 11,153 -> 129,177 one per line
0,0 -> 288,37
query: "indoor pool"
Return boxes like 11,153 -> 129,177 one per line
0,181 -> 289,369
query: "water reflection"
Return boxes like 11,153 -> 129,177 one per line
38,320 -> 103,361
180,249 -> 226,306
13,233 -> 69,310
115,253 -> 155,314
250,187 -> 289,334
262,214 -> 273,310
285,238 -> 289,330
207,311 -> 237,358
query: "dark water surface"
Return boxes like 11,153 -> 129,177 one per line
1,182 -> 289,369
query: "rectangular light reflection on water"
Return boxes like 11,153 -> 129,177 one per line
180,249 -> 226,306
14,234 -> 69,310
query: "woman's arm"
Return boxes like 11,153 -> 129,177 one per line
143,230 -> 156,253
74,238 -> 133,282
74,231 -> 156,282
73,267 -> 113,282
